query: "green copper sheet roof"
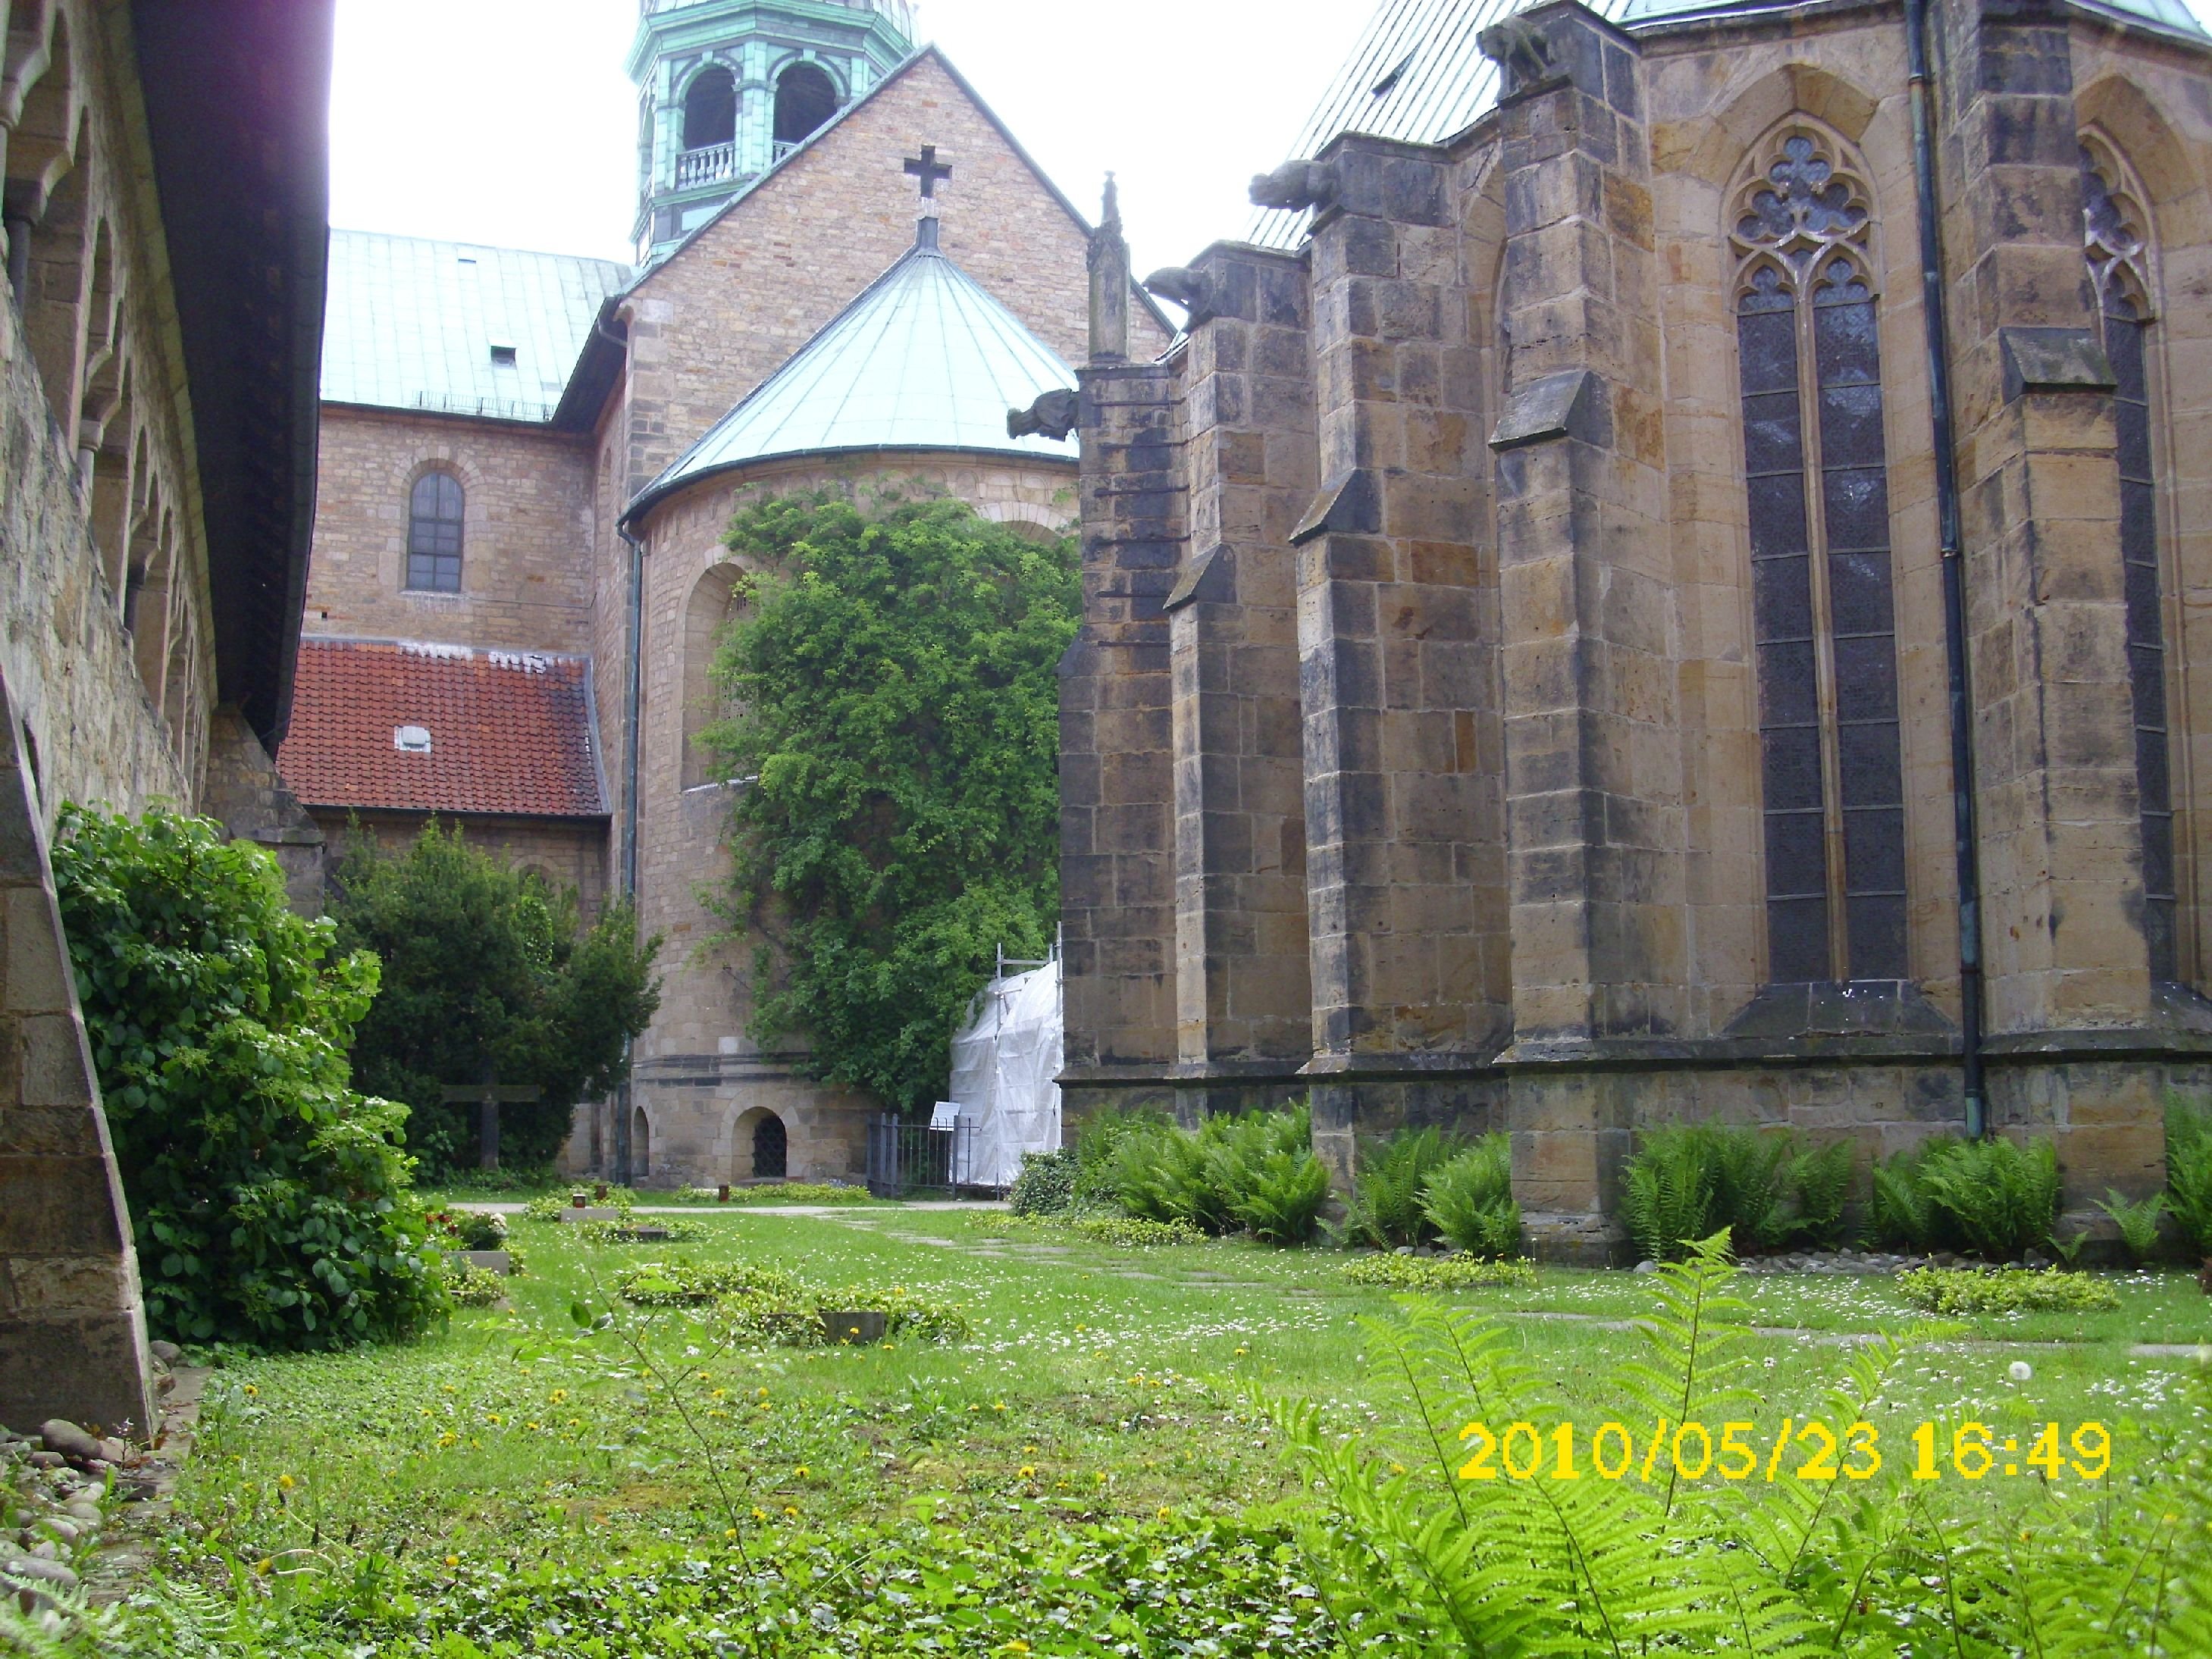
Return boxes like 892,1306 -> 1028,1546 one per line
1245,0 -> 2205,250
321,230 -> 630,422
627,226 -> 1076,520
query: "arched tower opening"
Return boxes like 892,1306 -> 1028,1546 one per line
681,66 -> 736,152
772,62 -> 837,150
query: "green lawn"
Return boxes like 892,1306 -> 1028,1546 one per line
102,1210 -> 2210,1655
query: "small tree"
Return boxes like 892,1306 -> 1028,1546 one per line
53,806 -> 446,1350
703,490 -> 1076,1112
331,819 -> 661,1176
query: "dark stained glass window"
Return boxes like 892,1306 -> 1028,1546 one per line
1733,133 -> 1906,984
2084,149 -> 2176,980
407,471 -> 463,593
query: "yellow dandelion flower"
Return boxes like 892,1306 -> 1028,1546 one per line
753,1507 -> 769,1520
782,1505 -> 797,1517
419,1408 -> 434,1419
441,1384 -> 456,1394
567,1417 -> 581,1427
1095,1473 -> 1107,1484
243,1384 -> 259,1398
1019,1465 -> 1036,1479
1024,1445 -> 1038,1454
795,1465 -> 810,1478
253,1558 -> 272,1576
485,1413 -> 501,1425
757,1387 -> 769,1398
443,1555 -> 459,1568
1234,1347 -> 1247,1357
1005,1644 -> 1031,1656
1158,1506 -> 1171,1520
527,1422 -> 542,1432
437,1432 -> 458,1448
277,1474 -> 295,1490
725,1527 -> 738,1539
549,1388 -> 568,1404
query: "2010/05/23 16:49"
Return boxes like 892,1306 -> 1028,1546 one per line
1453,1419 -> 2112,1483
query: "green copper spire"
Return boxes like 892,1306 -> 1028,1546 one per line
628,0 -> 916,264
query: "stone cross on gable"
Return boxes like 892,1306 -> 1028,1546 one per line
903,144 -> 952,199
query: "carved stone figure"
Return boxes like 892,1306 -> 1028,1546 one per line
1142,265 -> 1216,329
1247,158 -> 1337,212
1007,387 -> 1079,442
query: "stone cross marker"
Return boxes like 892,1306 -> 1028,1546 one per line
902,144 -> 952,198
438,1082 -> 544,1171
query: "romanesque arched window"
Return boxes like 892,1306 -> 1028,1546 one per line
772,61 -> 837,150
681,65 -> 735,152
1733,130 -> 1907,984
406,470 -> 463,592
2082,138 -> 2176,981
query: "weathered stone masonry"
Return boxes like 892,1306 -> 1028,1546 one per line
1067,0 -> 2212,1259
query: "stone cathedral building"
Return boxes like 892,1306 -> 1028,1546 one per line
1064,0 -> 2212,1257
277,0 -> 1165,1188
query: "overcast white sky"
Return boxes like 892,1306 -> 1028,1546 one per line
328,0 -> 1374,280
329,0 -> 2212,279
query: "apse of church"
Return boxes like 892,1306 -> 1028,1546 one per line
284,0 -> 1166,1188
1063,0 -> 2212,1260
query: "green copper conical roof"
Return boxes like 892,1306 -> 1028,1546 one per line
625,221 -> 1076,523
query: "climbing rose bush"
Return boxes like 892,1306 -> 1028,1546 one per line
53,805 -> 446,1349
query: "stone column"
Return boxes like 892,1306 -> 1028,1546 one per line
1059,359 -> 1182,1125
1287,134 -> 1505,1182
1161,245 -> 1317,1116
1932,0 -> 2159,1198
1484,2 -> 1676,1260
1937,1 -> 2142,1031
0,665 -> 153,1437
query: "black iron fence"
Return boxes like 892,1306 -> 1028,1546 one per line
866,1115 -> 991,1198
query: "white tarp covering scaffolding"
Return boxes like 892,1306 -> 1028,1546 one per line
947,951 -> 1063,1190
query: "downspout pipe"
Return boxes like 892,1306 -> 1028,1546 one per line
1906,0 -> 1988,1140
613,522 -> 648,1185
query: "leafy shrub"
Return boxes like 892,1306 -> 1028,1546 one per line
53,805 -> 446,1350
443,1262 -> 506,1307
331,819 -> 661,1177
2096,1190 -> 2168,1263
1340,1254 -> 1537,1291
720,1181 -> 873,1205
1273,1233 -> 2210,1654
1916,1136 -> 2060,1259
577,1219 -> 707,1245
1007,1148 -> 1078,1217
1340,1127 -> 1463,1249
613,1260 -> 967,1344
614,1260 -> 804,1306
1070,1108 -> 1168,1206
1618,1123 -> 1852,1260
1421,1134 -> 1521,1257
2167,1096 -> 2212,1256
426,1209 -> 507,1251
1895,1265 -> 2120,1316
986,1213 -> 1205,1247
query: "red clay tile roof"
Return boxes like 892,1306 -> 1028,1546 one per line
279,637 -> 607,817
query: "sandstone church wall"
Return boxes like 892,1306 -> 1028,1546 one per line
312,809 -> 609,922
622,452 -> 1076,1188
305,407 -> 597,656
1067,0 -> 2212,1260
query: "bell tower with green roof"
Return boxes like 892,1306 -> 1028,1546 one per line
628,0 -> 916,264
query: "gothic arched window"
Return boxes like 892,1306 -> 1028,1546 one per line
1733,131 -> 1907,984
406,470 -> 464,593
2082,139 -> 2176,980
682,66 -> 735,152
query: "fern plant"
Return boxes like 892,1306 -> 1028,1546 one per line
1915,1135 -> 2060,1260
1619,1125 -> 1721,1260
1270,1228 -> 2212,1655
1421,1134 -> 1521,1257
1339,1126 -> 1464,1248
2167,1095 -> 2212,1256
2095,1188 -> 2168,1262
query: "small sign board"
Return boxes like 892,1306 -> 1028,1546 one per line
928,1100 -> 960,1132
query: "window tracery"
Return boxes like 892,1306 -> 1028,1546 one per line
2082,139 -> 2176,979
1731,128 -> 1906,984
